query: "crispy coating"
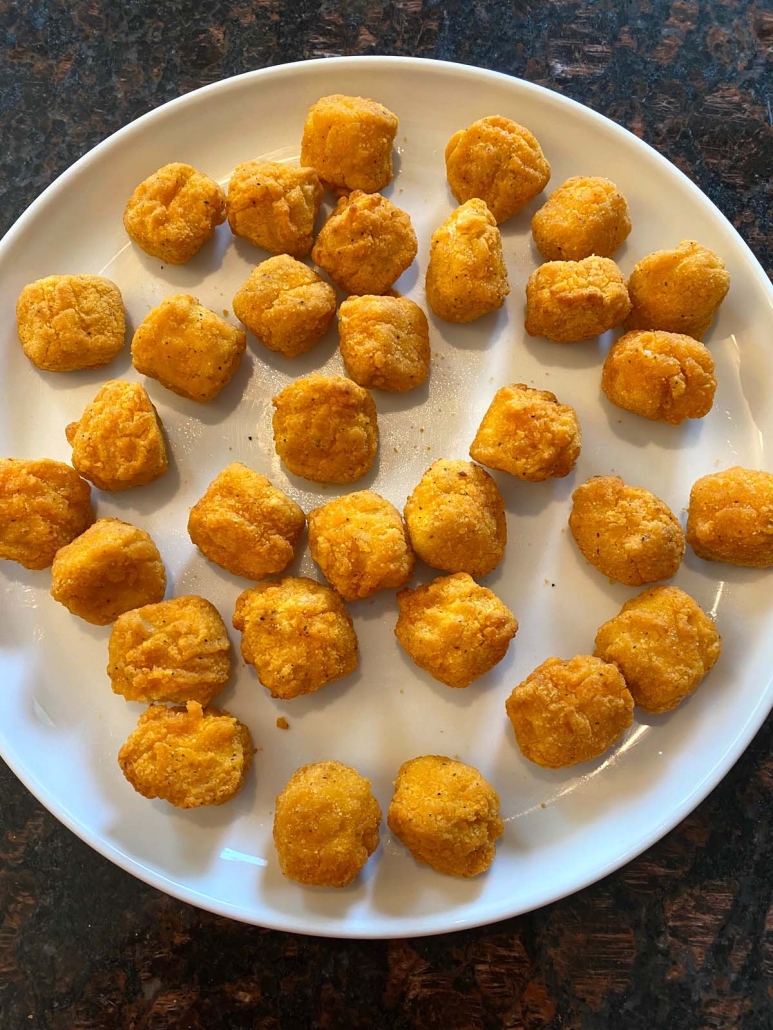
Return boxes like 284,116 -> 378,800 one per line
232,255 -> 336,358
601,330 -> 716,425
118,701 -> 253,808
525,256 -> 631,343
50,517 -> 166,625
338,295 -> 430,392
16,274 -> 125,373
569,475 -> 684,586
123,162 -> 226,264
470,383 -> 581,481
300,94 -> 398,194
108,595 -> 231,705
132,293 -> 246,403
308,490 -> 414,600
65,380 -> 168,491
395,573 -> 518,688
188,462 -> 305,580
686,466 -> 773,568
226,161 -> 322,258
233,576 -> 358,699
0,459 -> 93,570
445,116 -> 550,224
531,176 -> 631,261
595,586 -> 721,714
273,761 -> 381,887
506,655 -> 634,768
626,240 -> 730,340
404,459 -> 506,577
425,199 -> 509,323
312,191 -> 417,296
272,374 -> 378,484
387,755 -> 503,877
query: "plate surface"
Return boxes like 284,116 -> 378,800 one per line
1,57 -> 771,939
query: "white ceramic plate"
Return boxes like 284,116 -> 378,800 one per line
1,57 -> 771,939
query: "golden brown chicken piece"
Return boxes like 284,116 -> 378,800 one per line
525,256 -> 631,342
686,466 -> 773,567
226,160 -> 322,258
531,176 -> 631,261
338,294 -> 430,392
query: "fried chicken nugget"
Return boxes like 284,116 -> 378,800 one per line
300,94 -> 398,194
123,162 -> 226,264
108,595 -> 231,705
0,458 -> 93,570
686,466 -> 773,568
525,256 -> 631,342
595,586 -> 721,714
531,176 -> 631,261
338,295 -> 430,392
233,576 -> 358,699
226,160 -> 323,258
601,330 -> 716,425
387,755 -> 503,877
272,374 -> 378,484
470,383 -> 581,481
132,293 -> 246,403
65,380 -> 168,491
569,475 -> 684,586
232,255 -> 336,358
395,573 -> 518,688
445,116 -> 550,224
425,199 -> 509,323
505,655 -> 634,768
404,459 -> 506,577
188,462 -> 305,580
118,701 -> 253,808
308,490 -> 414,600
312,191 -> 417,296
51,517 -> 166,625
626,240 -> 730,341
273,761 -> 381,887
16,274 -> 125,372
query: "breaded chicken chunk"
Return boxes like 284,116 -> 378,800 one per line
338,294 -> 430,392
445,116 -> 550,224
308,490 -> 414,600
569,475 -> 684,586
686,466 -> 773,568
404,459 -> 506,577
51,517 -> 166,625
425,199 -> 509,323
395,573 -> 518,688
387,755 -> 503,877
233,576 -> 358,699
601,330 -> 716,425
188,462 -> 305,580
0,458 -> 93,570
525,256 -> 631,342
65,380 -> 168,491
226,160 -> 322,258
470,383 -> 581,481
273,761 -> 381,887
506,655 -> 633,768
300,94 -> 398,194
132,293 -> 246,403
16,274 -> 125,372
232,255 -> 336,358
595,585 -> 721,713
626,240 -> 730,340
312,191 -> 417,295
118,701 -> 253,808
108,595 -> 231,705
272,374 -> 378,484
123,162 -> 226,264
531,176 -> 631,261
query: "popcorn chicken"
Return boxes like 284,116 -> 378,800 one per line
531,176 -> 631,261
525,256 -> 631,342
338,294 -> 430,392
226,160 -> 322,258
686,466 -> 773,568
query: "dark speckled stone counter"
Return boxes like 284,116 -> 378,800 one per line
1,2 -> 772,1028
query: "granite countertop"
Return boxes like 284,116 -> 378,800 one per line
1,2 -> 772,1027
